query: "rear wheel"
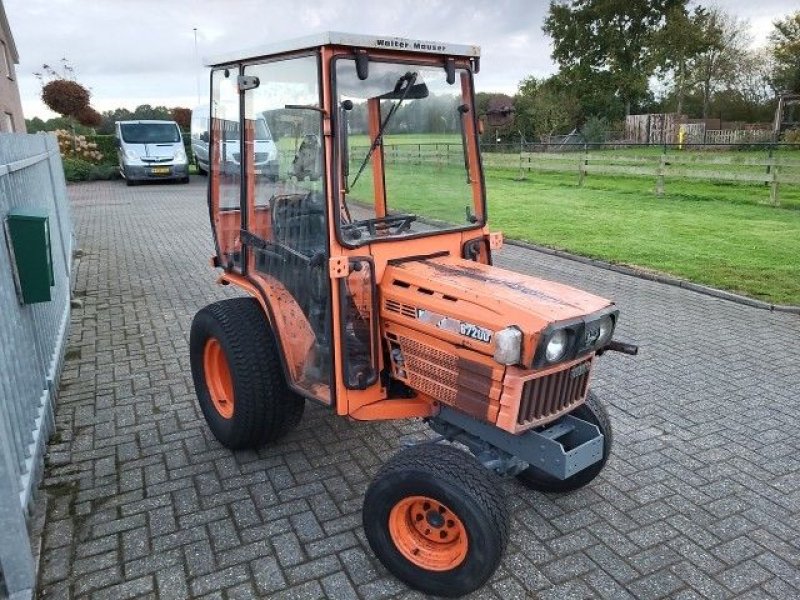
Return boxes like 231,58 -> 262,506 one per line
190,297 -> 304,449
516,391 -> 612,493
363,443 -> 508,597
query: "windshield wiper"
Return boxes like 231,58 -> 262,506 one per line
350,71 -> 418,189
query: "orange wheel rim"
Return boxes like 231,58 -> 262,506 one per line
388,495 -> 468,571
203,338 -> 234,419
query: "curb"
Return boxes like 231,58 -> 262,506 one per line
505,240 -> 800,315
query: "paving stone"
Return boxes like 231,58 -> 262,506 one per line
36,181 -> 800,600
156,566 -> 189,600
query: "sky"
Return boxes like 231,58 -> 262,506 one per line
4,0 -> 798,120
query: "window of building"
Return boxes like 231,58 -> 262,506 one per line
1,41 -> 10,79
2,112 -> 14,132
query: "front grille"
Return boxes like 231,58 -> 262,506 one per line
398,336 -> 458,404
517,358 -> 591,425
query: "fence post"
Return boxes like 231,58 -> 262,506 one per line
578,145 -> 588,186
656,151 -> 666,196
770,159 -> 780,207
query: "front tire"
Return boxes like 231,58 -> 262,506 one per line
363,444 -> 509,597
189,297 -> 304,449
516,391 -> 612,493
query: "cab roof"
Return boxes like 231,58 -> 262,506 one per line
205,31 -> 480,67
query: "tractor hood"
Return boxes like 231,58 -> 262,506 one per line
380,255 -> 613,365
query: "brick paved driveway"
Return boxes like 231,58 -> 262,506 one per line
38,179 -> 800,599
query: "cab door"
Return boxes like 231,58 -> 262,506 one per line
239,55 -> 334,406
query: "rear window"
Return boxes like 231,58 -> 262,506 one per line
120,123 -> 180,144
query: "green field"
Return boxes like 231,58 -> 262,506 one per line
484,167 -> 800,305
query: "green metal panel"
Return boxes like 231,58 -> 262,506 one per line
5,208 -> 54,304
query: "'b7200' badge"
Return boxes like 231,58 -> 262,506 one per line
459,322 -> 493,343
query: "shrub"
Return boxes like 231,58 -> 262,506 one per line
55,129 -> 103,163
581,116 -> 611,144
62,157 -> 119,182
85,135 -> 118,165
782,129 -> 800,144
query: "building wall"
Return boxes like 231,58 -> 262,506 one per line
0,2 -> 25,133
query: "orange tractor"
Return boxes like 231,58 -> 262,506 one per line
191,32 -> 637,597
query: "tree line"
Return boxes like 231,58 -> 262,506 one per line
27,104 -> 192,136
495,2 -> 800,142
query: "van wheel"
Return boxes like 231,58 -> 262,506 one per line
190,297 -> 304,449
363,444 -> 509,597
180,176 -> 190,184
126,179 -> 137,187
516,391 -> 612,493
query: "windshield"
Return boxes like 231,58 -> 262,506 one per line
120,122 -> 180,144
335,59 -> 482,244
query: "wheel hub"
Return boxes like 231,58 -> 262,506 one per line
203,337 -> 234,419
388,495 -> 468,571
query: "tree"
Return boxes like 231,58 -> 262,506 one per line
543,0 -> 683,117
687,8 -> 749,118
769,11 -> 800,93
514,76 -> 581,140
75,106 -> 103,128
171,107 -> 192,130
41,79 -> 90,118
654,5 -> 716,115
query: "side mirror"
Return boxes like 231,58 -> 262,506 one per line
114,137 -> 121,148
200,132 -> 209,143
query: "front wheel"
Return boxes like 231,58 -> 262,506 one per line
363,444 -> 509,597
516,391 -> 612,493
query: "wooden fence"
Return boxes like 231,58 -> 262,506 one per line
483,150 -> 800,206
350,143 -> 800,207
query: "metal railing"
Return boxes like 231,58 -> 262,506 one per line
0,133 -> 73,600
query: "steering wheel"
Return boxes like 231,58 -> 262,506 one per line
341,214 -> 417,240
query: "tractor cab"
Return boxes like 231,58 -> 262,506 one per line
196,33 -> 635,597
205,33 -> 498,413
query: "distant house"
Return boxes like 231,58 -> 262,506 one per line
0,0 -> 24,133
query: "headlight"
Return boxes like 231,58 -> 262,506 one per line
596,315 -> 614,347
125,148 -> 139,159
494,326 -> 522,365
545,329 -> 568,362
174,147 -> 187,162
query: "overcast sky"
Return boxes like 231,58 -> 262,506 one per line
4,0 -> 798,119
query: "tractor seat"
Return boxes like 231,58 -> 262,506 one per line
271,192 -> 326,258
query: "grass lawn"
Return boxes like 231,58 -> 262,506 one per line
485,168 -> 800,305
366,161 -> 800,305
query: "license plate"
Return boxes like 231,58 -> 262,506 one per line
150,167 -> 170,175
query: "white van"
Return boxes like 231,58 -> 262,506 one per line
191,105 -> 279,180
115,120 -> 189,185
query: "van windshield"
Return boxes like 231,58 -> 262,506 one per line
120,123 -> 180,144
220,118 -> 272,142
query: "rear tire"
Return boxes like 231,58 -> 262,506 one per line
516,391 -> 612,493
190,297 -> 304,449
363,444 -> 509,597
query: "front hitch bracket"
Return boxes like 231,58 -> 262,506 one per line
428,405 -> 604,480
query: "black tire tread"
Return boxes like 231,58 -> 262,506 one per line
191,297 -> 304,449
372,443 -> 509,551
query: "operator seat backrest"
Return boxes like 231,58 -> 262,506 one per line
271,193 -> 325,257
